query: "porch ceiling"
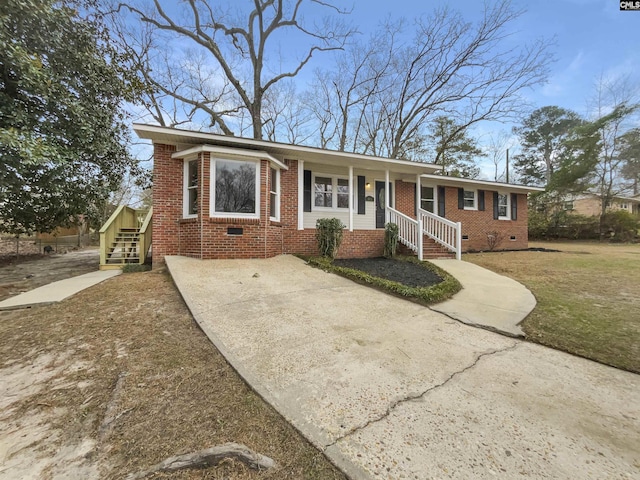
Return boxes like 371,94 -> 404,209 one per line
133,123 -> 442,175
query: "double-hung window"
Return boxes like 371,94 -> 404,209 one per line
211,158 -> 260,217
497,193 -> 509,219
184,159 -> 198,218
314,175 -> 349,209
463,190 -> 476,210
421,186 -> 435,213
269,167 -> 280,221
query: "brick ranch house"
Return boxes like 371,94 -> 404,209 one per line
133,124 -> 543,268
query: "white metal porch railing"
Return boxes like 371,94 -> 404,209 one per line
419,208 -> 462,260
387,207 -> 462,261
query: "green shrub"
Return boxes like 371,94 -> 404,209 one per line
383,222 -> 399,258
315,218 -> 346,259
600,210 -> 640,242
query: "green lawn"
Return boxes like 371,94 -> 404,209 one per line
465,241 -> 640,373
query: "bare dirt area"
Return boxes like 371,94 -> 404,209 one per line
0,266 -> 345,479
0,248 -> 100,302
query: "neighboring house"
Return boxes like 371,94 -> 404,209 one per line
133,124 -> 543,268
566,194 -> 640,216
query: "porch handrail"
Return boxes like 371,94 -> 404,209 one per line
387,207 -> 420,257
137,207 -> 153,265
419,208 -> 462,260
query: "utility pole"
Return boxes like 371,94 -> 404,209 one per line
506,148 -> 509,183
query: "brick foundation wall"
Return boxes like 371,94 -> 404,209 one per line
283,229 -> 385,258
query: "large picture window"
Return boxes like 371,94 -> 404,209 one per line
212,159 -> 259,216
314,175 -> 349,209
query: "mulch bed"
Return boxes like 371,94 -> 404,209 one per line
333,257 -> 443,288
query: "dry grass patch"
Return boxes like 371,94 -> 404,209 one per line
0,269 -> 346,479
465,241 -> 640,373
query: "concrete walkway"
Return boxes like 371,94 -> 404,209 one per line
166,255 -> 640,480
430,259 -> 535,337
0,270 -> 121,310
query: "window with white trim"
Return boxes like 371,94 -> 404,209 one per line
269,167 -> 280,220
497,193 -> 510,219
314,175 -> 349,209
211,158 -> 259,217
184,159 -> 198,218
421,186 -> 435,213
463,190 -> 476,209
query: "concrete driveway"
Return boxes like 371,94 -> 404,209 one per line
166,255 -> 640,480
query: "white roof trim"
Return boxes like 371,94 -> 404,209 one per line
134,123 -> 442,173
172,144 -> 288,170
420,174 -> 545,193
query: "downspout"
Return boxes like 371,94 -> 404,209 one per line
416,174 -> 423,261
385,169 -> 390,224
200,153 -> 204,260
264,161 -> 268,259
298,160 -> 304,230
348,166 -> 354,232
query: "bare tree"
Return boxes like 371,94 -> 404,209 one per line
588,74 -> 640,216
305,20 -> 401,152
485,130 -> 517,182
116,0 -> 353,139
313,0 -> 552,159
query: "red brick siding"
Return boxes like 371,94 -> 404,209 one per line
152,144 -> 180,267
151,144 -> 531,262
395,180 -> 416,217
442,187 -> 528,251
394,182 -> 529,252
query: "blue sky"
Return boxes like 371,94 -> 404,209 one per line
341,0 -> 639,178
351,0 -> 639,117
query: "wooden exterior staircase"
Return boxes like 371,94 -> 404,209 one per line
99,206 -> 153,270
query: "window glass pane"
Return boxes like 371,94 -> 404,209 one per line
498,193 -> 508,217
270,192 -> 276,218
186,160 -> 198,215
270,167 -> 277,193
337,178 -> 349,208
188,160 -> 198,188
464,190 -> 475,208
314,177 -> 332,207
421,186 -> 435,212
188,188 -> 198,215
215,160 -> 256,213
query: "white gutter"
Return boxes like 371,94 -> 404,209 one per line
172,144 -> 288,170
420,174 -> 545,193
